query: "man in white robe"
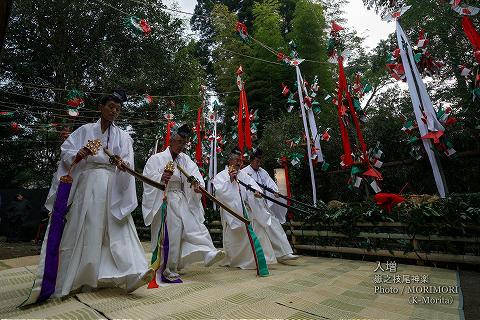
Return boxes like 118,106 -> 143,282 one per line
242,148 -> 298,262
142,124 -> 224,284
24,90 -> 153,305
212,148 -> 276,269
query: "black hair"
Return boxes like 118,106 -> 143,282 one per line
99,88 -> 128,106
250,148 -> 263,160
176,124 -> 192,139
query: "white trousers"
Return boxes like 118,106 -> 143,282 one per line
150,190 -> 218,277
221,216 -> 277,270
54,168 -> 148,296
265,216 -> 293,258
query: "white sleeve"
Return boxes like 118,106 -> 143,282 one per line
142,155 -> 165,226
212,172 -> 244,229
110,134 -> 138,220
183,156 -> 206,224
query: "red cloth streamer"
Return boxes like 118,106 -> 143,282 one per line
237,89 -> 252,152
162,121 -> 173,151
462,16 -> 480,50
337,56 -> 353,166
195,106 -> 203,166
346,92 -> 367,158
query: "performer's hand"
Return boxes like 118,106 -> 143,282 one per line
193,183 -> 202,193
161,171 -> 172,184
254,191 -> 262,198
76,147 -> 90,160
117,160 -> 128,172
229,169 -> 237,182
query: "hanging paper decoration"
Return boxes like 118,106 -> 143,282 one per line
330,24 -> 352,166
286,92 -> 298,112
444,3 -> 480,101
327,21 -> 347,63
66,90 -> 84,107
236,22 -> 249,42
195,85 -> 207,166
295,65 -> 321,203
235,66 -> 252,152
321,128 -> 331,142
125,16 -> 152,36
277,41 -> 325,205
388,5 -> 448,198
0,111 -> 14,118
289,153 -> 303,168
65,89 -> 85,117
450,0 -> 480,16
386,49 -> 406,81
142,94 -> 153,107
10,122 -> 20,134
327,21 -> 382,194
276,42 -> 305,67
321,161 -> 330,172
345,141 -> 385,194
414,30 -> 442,77
349,73 -> 370,123
281,83 -> 290,96
382,6 -> 412,22
387,29 -> 442,80
415,104 -> 458,157
181,103 -> 190,115
459,64 -> 472,76
248,109 -> 260,141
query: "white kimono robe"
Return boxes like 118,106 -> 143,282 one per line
242,165 -> 293,258
212,167 -> 276,269
142,148 -> 219,281
25,120 -> 148,304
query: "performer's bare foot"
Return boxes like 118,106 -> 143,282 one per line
204,250 -> 226,267
126,268 -> 155,293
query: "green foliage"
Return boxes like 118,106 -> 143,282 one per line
290,0 -> 332,89
295,193 -> 480,236
0,0 -> 205,187
249,0 -> 288,126
293,193 -> 480,256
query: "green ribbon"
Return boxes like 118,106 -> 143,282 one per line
242,206 -> 269,277
150,201 -> 167,270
